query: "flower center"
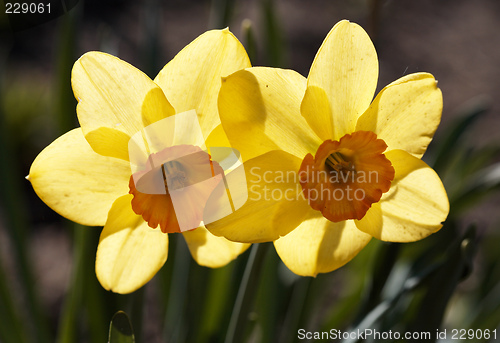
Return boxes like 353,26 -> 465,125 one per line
325,151 -> 355,174
129,145 -> 223,233
161,160 -> 187,191
298,131 -> 395,222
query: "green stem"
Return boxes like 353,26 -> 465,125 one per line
54,5 -> 86,343
128,287 -> 145,342
162,234 -> 191,342
279,277 -> 312,343
82,229 -> 108,343
54,1 -> 79,133
56,225 -> 91,343
225,243 -> 270,343
196,263 -> 236,341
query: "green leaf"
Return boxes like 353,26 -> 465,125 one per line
341,226 -> 476,343
226,243 -> 270,343
409,226 -> 477,335
195,263 -> 237,342
352,242 -> 400,326
56,226 -> 94,343
450,162 -> 500,215
108,311 -> 135,343
426,95 -> 490,173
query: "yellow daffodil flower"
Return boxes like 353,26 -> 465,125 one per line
206,20 -> 449,276
28,29 -> 251,293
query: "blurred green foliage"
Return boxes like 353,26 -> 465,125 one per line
108,311 -> 135,343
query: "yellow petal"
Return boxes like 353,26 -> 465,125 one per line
72,51 -> 175,138
300,85 -> 334,141
218,67 -> 322,161
355,150 -> 449,242
205,124 -> 231,149
85,127 -> 131,161
182,226 -> 250,268
28,128 -> 130,226
274,215 -> 372,276
205,150 -> 310,243
356,73 -> 443,158
307,20 -> 378,140
95,194 -> 168,294
154,29 -> 251,139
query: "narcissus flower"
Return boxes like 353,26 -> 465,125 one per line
206,20 -> 449,276
28,29 -> 251,293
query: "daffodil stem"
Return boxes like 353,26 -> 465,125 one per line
129,285 -> 145,342
196,263 -> 236,341
83,267 -> 108,343
225,243 -> 270,343
56,225 -> 93,343
279,277 -> 312,343
162,234 -> 190,342
55,8 -> 84,342
54,0 -> 79,133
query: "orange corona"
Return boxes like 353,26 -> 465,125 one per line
299,131 -> 395,222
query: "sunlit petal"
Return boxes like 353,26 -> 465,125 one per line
72,51 -> 175,140
307,20 -> 378,140
205,150 -> 310,243
355,149 -> 449,242
85,127 -> 131,161
28,128 -> 130,226
356,73 -> 443,158
154,29 -> 251,139
95,195 -> 168,294
300,85 -> 334,141
274,215 -> 371,276
205,124 -> 231,149
218,67 -> 322,161
182,226 -> 250,268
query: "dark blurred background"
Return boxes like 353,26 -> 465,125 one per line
1,0 -> 500,342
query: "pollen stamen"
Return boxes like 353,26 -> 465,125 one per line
325,152 -> 355,173
161,160 -> 187,191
